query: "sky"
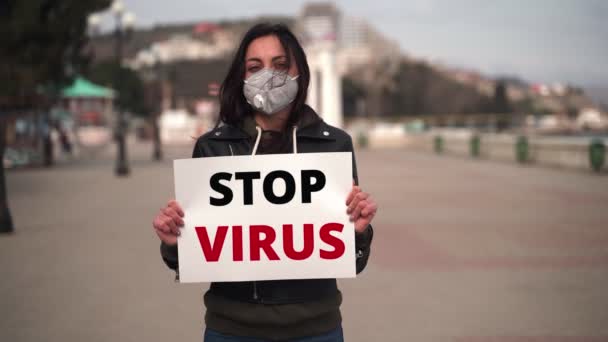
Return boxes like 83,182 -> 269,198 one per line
99,0 -> 608,100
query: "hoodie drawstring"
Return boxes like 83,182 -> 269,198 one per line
251,126 -> 298,155
248,125 -> 297,303
292,126 -> 298,154
251,126 -> 262,155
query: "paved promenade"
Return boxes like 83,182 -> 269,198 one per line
1,142 -> 607,341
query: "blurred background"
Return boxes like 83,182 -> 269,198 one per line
1,1 -> 607,341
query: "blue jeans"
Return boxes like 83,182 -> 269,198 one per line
203,325 -> 344,342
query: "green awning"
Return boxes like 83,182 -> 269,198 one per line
61,77 -> 115,99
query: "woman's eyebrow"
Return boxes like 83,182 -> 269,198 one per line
245,55 -> 287,63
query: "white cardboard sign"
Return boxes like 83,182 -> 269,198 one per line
173,152 -> 355,283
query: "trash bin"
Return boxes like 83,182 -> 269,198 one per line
515,136 -> 529,163
357,132 -> 368,149
434,135 -> 443,154
470,135 -> 480,158
589,138 -> 605,172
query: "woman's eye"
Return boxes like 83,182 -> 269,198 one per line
275,63 -> 288,70
248,66 -> 261,72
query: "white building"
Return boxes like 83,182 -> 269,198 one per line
577,107 -> 607,130
129,31 -> 235,69
159,109 -> 201,145
299,3 -> 343,128
297,3 -> 402,127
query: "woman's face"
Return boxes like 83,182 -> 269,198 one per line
244,35 -> 299,80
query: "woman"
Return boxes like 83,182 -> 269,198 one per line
153,23 -> 377,342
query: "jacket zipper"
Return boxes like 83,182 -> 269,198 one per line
249,133 -> 257,302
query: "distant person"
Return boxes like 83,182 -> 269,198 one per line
54,122 -> 73,155
152,23 -> 377,342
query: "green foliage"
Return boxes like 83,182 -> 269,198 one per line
342,77 -> 366,117
88,60 -> 148,116
0,0 -> 111,105
386,61 -> 493,116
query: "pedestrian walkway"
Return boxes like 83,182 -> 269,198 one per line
1,144 -> 607,341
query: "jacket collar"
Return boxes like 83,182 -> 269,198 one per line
208,105 -> 336,141
208,124 -> 249,140
296,120 -> 336,141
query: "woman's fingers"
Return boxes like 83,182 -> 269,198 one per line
361,199 -> 378,218
153,200 -> 185,246
163,207 -> 184,226
167,200 -> 184,217
350,199 -> 368,221
163,215 -> 177,232
153,212 -> 180,236
347,191 -> 368,214
164,215 -> 182,236
152,213 -> 168,231
347,192 -> 378,233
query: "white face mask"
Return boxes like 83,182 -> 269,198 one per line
243,68 -> 299,115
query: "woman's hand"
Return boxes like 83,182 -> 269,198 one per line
346,185 -> 378,233
153,199 -> 185,246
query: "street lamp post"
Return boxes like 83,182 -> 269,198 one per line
89,1 -> 135,176
151,48 -> 164,161
111,0 -> 134,176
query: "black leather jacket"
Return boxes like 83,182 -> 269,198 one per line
160,108 -> 374,304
